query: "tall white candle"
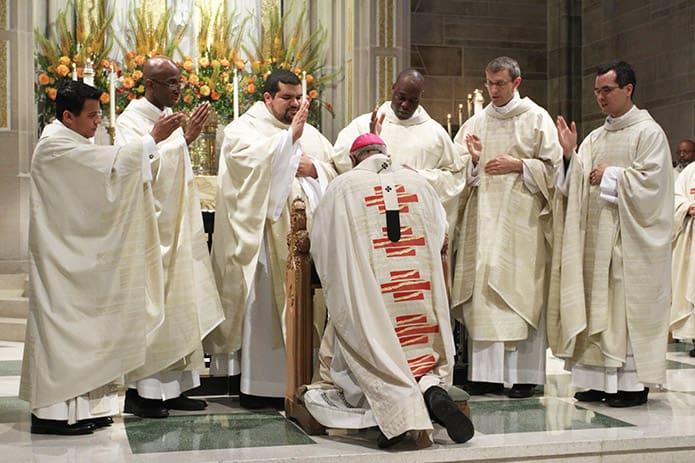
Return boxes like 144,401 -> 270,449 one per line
301,71 -> 307,103
473,89 -> 484,114
446,113 -> 452,137
458,103 -> 463,127
233,68 -> 239,120
109,66 -> 116,126
467,94 -> 472,118
72,63 -> 78,81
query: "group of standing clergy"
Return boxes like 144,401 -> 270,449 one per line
22,53 -> 679,442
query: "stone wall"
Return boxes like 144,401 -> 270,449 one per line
411,0 -> 695,155
410,0 -> 549,132
579,0 -> 695,156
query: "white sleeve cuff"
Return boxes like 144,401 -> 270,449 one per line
466,160 -> 480,186
599,166 -> 621,204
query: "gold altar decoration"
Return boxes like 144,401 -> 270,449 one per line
188,108 -> 218,175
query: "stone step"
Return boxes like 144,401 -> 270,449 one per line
0,274 -> 27,292
0,317 -> 26,342
0,295 -> 28,318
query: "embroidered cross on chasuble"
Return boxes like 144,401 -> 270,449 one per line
363,179 -> 440,380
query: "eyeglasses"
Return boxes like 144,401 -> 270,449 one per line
484,80 -> 511,88
593,86 -> 621,96
149,78 -> 184,90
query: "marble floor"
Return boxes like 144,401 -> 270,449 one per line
3,341 -> 695,462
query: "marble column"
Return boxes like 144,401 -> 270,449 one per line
0,1 -> 34,273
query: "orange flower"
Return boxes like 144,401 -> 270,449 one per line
249,75 -> 256,84
58,56 -> 71,66
219,58 -> 230,68
127,93 -> 135,100
234,58 -> 245,70
251,60 -> 261,73
189,74 -> 199,86
122,76 -> 135,89
293,67 -> 301,75
182,60 -> 194,72
47,87 -> 57,101
199,56 -> 209,68
308,89 -> 319,99
211,59 -> 220,68
211,91 -> 220,101
306,74 -> 314,85
246,83 -> 256,94
38,73 -> 50,86
199,84 -> 211,96
100,92 -> 109,104
132,70 -> 143,81
183,94 -> 193,104
72,54 -> 81,64
55,64 -> 70,77
134,55 -> 146,66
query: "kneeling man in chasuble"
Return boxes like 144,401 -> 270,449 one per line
205,69 -> 336,409
20,81 -> 182,435
303,134 -> 474,449
116,56 -> 224,418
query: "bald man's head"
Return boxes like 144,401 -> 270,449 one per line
390,69 -> 425,120
144,56 -> 182,110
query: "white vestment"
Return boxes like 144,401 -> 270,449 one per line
548,107 -> 673,390
116,98 -> 224,399
670,162 -> 695,339
205,101 -> 335,396
452,95 -> 561,384
305,154 -> 455,442
333,102 -> 466,259
20,121 -> 163,423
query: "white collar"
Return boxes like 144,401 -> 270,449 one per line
492,91 -> 521,114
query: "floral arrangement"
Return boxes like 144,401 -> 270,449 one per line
113,0 -> 187,115
241,2 -> 337,127
34,0 -> 338,131
174,2 -> 249,123
34,0 -> 114,127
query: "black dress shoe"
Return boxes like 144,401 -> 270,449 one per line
164,395 -> 208,411
508,383 -> 537,399
463,381 -> 504,395
606,388 -> 649,408
424,386 -> 475,444
574,389 -> 607,402
31,414 -> 95,435
377,429 -> 407,448
124,389 -> 169,418
239,392 -> 285,410
81,416 -> 113,428
689,348 -> 695,358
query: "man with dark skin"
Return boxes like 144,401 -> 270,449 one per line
332,69 -> 466,267
116,56 -> 225,418
674,139 -> 695,177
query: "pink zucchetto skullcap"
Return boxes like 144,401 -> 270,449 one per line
349,133 -> 388,156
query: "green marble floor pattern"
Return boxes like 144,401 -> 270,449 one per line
0,360 -> 21,376
469,397 -> 633,435
124,411 -> 314,453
